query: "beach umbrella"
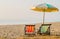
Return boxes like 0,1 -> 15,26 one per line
31,3 -> 59,24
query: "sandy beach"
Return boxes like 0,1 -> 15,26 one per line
0,22 -> 60,39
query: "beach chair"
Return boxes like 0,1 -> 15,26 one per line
37,24 -> 51,35
24,25 -> 35,36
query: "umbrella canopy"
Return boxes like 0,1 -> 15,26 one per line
31,3 -> 59,24
31,3 -> 59,12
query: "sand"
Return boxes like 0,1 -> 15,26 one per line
0,22 -> 60,39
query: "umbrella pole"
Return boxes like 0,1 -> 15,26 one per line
43,9 -> 45,24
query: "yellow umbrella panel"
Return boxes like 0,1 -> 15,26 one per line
32,7 -> 58,12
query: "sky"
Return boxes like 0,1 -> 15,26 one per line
0,0 -> 60,24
